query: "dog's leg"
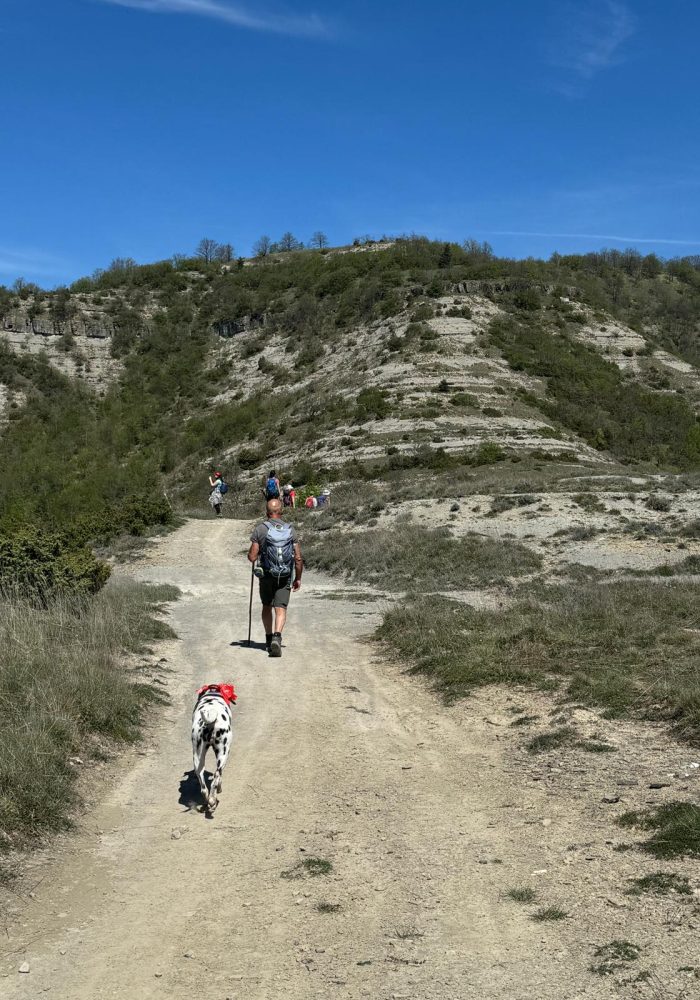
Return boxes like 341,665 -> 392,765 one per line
209,733 -> 231,808
192,734 -> 208,804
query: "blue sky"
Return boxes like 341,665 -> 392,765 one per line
2,0 -> 699,286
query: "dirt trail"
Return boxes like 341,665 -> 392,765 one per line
0,520 -> 668,999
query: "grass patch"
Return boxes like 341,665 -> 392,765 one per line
0,580 -> 178,851
304,524 -> 541,591
505,887 -> 537,903
590,940 -> 641,976
394,926 -> 425,940
510,714 -> 540,727
532,906 -> 568,922
617,802 -> 700,859
577,739 -> 617,753
316,901 -> 342,913
375,580 -> 700,737
526,727 -> 576,754
282,856 -> 333,879
625,872 -> 692,897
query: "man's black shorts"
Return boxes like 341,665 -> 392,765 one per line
259,573 -> 292,608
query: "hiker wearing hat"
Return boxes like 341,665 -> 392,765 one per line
247,497 -> 303,657
208,471 -> 228,517
282,483 -> 296,508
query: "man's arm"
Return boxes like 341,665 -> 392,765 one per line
292,542 -> 303,590
248,541 -> 260,564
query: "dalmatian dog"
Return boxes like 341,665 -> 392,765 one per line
191,684 -> 236,812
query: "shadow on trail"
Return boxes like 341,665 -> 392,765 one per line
178,769 -> 211,812
229,639 -> 268,651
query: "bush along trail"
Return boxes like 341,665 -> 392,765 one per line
1,518 -> 698,1000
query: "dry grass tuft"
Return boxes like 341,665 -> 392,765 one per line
376,579 -> 700,739
0,580 -> 177,851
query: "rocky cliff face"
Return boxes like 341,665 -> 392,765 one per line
1,301 -> 122,392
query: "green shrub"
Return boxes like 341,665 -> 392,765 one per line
473,442 -> 507,465
450,392 -> 478,408
513,287 -> 541,311
0,529 -> 110,598
355,387 -> 389,421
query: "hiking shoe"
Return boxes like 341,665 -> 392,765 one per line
265,633 -> 273,653
269,633 -> 282,657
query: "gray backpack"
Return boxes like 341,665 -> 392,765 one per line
260,520 -> 295,579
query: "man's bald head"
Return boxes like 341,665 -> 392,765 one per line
266,498 -> 282,517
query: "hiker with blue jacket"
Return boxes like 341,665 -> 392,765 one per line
263,470 -> 281,501
247,497 -> 303,657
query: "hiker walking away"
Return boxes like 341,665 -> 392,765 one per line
282,483 -> 296,509
208,470 -> 228,517
263,470 -> 281,501
247,498 -> 303,657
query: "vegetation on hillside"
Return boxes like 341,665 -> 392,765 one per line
489,315 -> 700,468
1,236 -> 699,580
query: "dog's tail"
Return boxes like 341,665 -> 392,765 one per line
201,703 -> 219,726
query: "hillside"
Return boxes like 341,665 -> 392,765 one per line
1,240 -> 699,529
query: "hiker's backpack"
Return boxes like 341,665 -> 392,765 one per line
219,481 -> 229,495
265,477 -> 280,499
282,492 -> 293,507
260,520 -> 295,578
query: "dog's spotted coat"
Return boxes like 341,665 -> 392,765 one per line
191,688 -> 234,811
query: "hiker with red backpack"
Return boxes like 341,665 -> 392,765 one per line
282,484 -> 296,508
247,497 -> 303,657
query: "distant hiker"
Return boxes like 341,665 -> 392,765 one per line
247,498 -> 303,657
305,495 -> 317,509
208,470 -> 228,517
264,469 -> 281,501
317,488 -> 331,508
282,483 -> 296,508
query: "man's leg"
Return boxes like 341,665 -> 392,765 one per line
269,580 -> 291,657
261,604 -> 273,651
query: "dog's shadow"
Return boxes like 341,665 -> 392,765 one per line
178,769 -> 216,817
229,639 -> 267,651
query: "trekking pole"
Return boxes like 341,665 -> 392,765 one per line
247,566 -> 254,647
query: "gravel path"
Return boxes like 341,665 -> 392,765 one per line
1,519 -> 697,999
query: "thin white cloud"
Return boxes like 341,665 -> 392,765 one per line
0,246 -> 69,279
486,231 -> 700,248
96,0 -> 329,38
550,1 -> 635,83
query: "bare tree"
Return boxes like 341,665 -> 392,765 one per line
195,237 -> 219,263
252,235 -> 272,257
309,231 -> 329,250
108,257 -> 137,272
278,231 -> 300,252
214,242 -> 235,263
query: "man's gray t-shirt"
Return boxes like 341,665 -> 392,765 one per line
250,520 -> 299,548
